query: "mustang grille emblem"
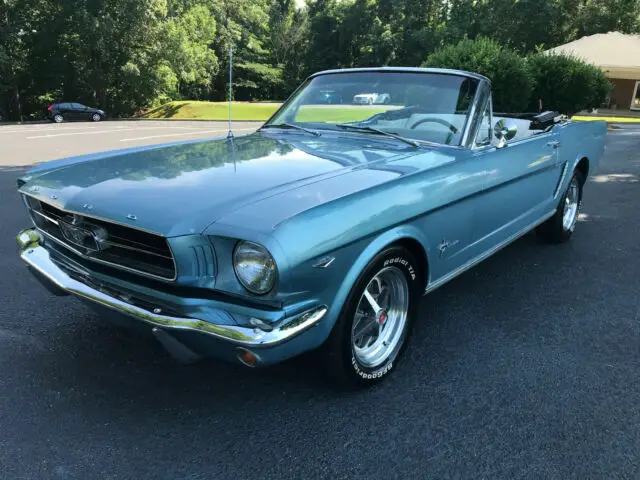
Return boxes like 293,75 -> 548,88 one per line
59,216 -> 108,253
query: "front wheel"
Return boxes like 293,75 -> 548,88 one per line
91,113 -> 102,122
321,246 -> 422,389
537,169 -> 584,243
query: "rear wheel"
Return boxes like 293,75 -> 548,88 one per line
536,169 -> 584,243
53,114 -> 63,123
321,246 -> 422,389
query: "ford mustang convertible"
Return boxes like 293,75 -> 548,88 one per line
16,68 -> 606,388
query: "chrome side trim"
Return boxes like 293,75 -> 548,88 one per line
425,209 -> 556,294
553,161 -> 569,199
20,243 -> 327,347
36,227 -> 178,282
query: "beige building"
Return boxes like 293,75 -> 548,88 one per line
546,32 -> 640,112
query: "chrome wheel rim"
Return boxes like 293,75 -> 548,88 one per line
562,177 -> 580,231
92,114 -> 100,121
54,115 -> 62,123
351,266 -> 409,368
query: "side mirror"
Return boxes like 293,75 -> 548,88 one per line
494,119 -> 518,148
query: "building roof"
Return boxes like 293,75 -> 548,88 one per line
546,32 -> 640,70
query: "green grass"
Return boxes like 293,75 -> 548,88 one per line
140,101 -> 281,120
295,105 -> 394,123
139,101 -> 398,123
572,115 -> 640,123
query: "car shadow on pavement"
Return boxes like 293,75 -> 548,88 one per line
10,228 -> 570,420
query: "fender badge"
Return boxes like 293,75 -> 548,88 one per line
313,256 -> 335,268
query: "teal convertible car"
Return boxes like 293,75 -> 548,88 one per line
16,68 -> 606,387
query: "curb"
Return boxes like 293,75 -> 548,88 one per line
0,120 -> 50,126
124,118 -> 265,124
0,118 -> 266,126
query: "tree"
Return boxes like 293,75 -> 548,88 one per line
527,53 -> 612,116
423,37 -> 533,112
0,0 -> 52,121
207,0 -> 278,100
267,0 -> 310,97
161,2 -> 219,100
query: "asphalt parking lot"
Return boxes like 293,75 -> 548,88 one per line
0,124 -> 639,479
0,120 -> 261,166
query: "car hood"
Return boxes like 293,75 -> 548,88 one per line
19,132 -> 425,237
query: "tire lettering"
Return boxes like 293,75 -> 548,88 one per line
351,356 -> 393,379
383,257 -> 416,281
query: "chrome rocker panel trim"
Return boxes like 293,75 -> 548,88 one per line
425,209 -> 556,294
20,243 -> 328,348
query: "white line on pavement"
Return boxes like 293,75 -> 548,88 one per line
26,130 -> 132,139
119,128 -> 256,142
24,125 -> 246,139
0,126 -> 99,134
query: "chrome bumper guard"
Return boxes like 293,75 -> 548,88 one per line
18,230 -> 327,348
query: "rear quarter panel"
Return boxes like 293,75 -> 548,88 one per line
556,120 -> 607,180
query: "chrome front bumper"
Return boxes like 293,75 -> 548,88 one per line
18,231 -> 327,349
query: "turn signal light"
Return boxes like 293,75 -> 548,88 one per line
236,348 -> 259,368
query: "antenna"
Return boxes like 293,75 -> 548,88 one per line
227,45 -> 234,140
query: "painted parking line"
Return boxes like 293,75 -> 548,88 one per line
23,125 -> 209,139
26,129 -> 133,139
23,125 -> 236,139
0,125 -> 100,134
119,128 -> 256,142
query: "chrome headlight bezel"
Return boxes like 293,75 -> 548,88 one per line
232,241 -> 278,295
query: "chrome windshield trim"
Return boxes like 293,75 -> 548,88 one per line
20,243 -> 327,347
36,227 -> 178,282
460,78 -> 489,148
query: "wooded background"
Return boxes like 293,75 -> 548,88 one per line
1,0 -> 638,121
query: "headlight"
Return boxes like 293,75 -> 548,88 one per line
233,241 -> 277,295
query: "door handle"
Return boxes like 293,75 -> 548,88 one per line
547,141 -> 561,149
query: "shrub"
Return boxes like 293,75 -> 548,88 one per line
422,37 -> 533,113
527,53 -> 612,116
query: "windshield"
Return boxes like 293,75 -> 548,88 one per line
267,71 -> 479,146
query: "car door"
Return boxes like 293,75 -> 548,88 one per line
468,107 -> 563,256
57,103 -> 72,119
71,103 -> 87,121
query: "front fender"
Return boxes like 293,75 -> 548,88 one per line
309,224 -> 431,347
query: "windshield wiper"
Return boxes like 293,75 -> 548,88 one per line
335,123 -> 420,147
260,123 -> 321,136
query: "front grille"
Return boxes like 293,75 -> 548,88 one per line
26,196 -> 176,280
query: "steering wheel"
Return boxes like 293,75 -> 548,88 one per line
409,117 -> 458,134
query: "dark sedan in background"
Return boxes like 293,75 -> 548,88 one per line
48,102 -> 106,123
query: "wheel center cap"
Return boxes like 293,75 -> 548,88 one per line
377,310 -> 388,325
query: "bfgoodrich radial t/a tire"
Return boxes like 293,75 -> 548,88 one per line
537,169 -> 584,244
321,245 -> 422,389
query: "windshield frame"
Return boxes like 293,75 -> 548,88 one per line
263,67 -> 490,149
